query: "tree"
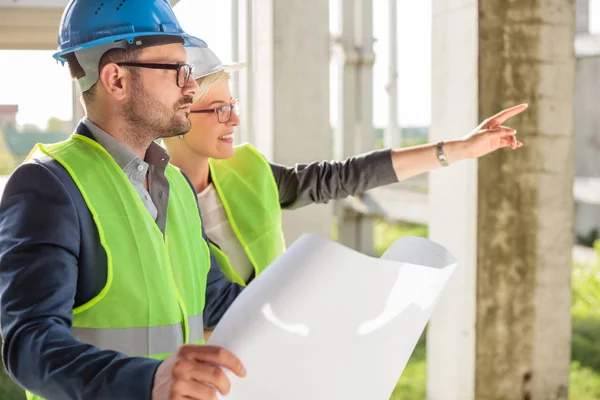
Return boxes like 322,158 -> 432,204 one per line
46,117 -> 70,133
18,124 -> 40,133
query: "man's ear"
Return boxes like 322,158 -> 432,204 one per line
98,63 -> 128,101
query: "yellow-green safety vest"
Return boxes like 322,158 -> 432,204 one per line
25,134 -> 211,400
208,143 -> 286,286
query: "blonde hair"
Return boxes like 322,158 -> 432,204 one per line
194,70 -> 231,103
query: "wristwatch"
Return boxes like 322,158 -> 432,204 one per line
436,141 -> 449,167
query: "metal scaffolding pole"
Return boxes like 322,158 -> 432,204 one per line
385,0 -> 401,149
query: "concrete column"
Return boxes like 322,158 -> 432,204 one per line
576,0 -> 590,33
333,0 -> 376,255
428,1 -> 575,399
252,0 -> 332,244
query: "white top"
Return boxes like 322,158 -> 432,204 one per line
197,183 -> 254,282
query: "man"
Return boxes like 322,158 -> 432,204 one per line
0,1 -> 245,399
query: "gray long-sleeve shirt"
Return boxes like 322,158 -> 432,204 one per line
270,148 -> 398,209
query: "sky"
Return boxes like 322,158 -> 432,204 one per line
0,0 -> 598,130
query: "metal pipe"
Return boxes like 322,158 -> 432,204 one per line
386,0 -> 400,148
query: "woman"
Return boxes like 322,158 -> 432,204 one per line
164,47 -> 526,287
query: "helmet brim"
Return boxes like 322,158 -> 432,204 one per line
53,32 -> 207,63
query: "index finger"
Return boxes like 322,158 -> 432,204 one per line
181,344 -> 246,377
488,103 -> 528,127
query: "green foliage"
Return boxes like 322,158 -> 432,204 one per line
391,331 -> 427,400
569,362 -> 600,400
572,241 -> 600,320
45,117 -> 71,133
572,325 -> 600,373
373,218 -> 428,257
391,358 -> 427,400
577,228 -> 599,248
571,241 -> 600,378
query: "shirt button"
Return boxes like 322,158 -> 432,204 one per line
137,165 -> 144,172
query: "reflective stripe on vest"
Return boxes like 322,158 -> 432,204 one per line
70,312 -> 204,357
209,143 -> 286,285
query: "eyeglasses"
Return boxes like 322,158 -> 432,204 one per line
190,100 -> 240,123
116,62 -> 195,88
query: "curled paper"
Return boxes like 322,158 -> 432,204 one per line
208,233 -> 457,400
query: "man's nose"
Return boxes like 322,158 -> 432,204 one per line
183,76 -> 200,99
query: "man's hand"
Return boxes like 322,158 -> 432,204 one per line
152,344 -> 246,400
461,103 -> 528,159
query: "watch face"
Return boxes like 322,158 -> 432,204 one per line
437,142 -> 448,166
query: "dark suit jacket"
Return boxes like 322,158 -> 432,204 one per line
0,123 -> 243,400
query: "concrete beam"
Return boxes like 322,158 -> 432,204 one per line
0,7 -> 63,50
0,0 -> 68,7
0,1 -> 196,51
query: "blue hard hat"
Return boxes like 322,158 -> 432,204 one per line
53,0 -> 206,62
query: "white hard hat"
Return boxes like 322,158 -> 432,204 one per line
186,46 -> 245,81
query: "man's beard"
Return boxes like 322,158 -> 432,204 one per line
123,78 -> 193,146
